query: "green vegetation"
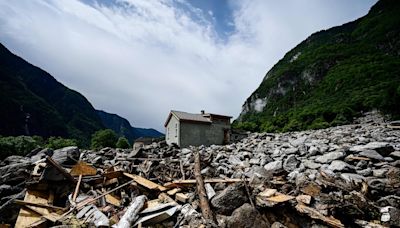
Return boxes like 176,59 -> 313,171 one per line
46,136 -> 77,150
235,0 -> 400,132
116,137 -> 130,149
91,129 -> 118,149
0,136 -> 41,159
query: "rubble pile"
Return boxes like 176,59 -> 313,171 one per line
1,112 -> 400,227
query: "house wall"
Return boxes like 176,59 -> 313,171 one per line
166,115 -> 180,146
179,121 -> 230,148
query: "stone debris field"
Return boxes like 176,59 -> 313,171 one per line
0,112 -> 400,227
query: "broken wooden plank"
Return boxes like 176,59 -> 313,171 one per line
167,188 -> 181,196
295,204 -> 344,228
46,156 -> 77,183
14,190 -> 51,228
124,173 -> 167,191
194,150 -> 215,222
175,193 -> 189,203
14,200 -> 65,211
76,180 -> 134,210
70,161 -> 97,176
164,178 -> 246,188
72,174 -> 83,203
105,194 -> 121,207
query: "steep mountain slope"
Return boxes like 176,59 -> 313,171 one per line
96,110 -> 163,143
236,0 -> 400,132
0,43 -> 104,145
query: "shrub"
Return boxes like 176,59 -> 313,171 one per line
116,137 -> 130,149
46,137 -> 77,150
91,129 -> 117,149
308,117 -> 330,130
0,136 -> 41,159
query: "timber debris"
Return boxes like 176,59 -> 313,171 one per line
0,112 -> 399,227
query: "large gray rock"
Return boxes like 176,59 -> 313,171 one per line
359,150 -> 385,160
303,160 -> 321,169
389,151 -> 400,159
283,155 -> 300,172
264,160 -> 283,172
226,203 -> 268,228
52,146 -> 80,165
211,183 -> 249,215
315,151 -> 344,164
328,160 -> 354,172
350,142 -> 394,156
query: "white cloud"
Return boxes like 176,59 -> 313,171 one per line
0,0 -> 376,131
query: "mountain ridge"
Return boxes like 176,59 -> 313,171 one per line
0,43 -> 162,146
235,0 -> 400,132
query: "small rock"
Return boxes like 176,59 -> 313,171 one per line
308,146 -> 319,155
373,168 -> 388,177
389,151 -> 400,158
315,151 -> 344,164
283,155 -> 300,172
227,203 -> 269,228
350,142 -> 394,156
356,168 -> 372,176
359,150 -> 384,160
264,160 -> 283,172
271,222 -> 288,228
211,183 -> 249,215
328,160 -> 354,172
303,160 -> 321,169
296,195 -> 312,204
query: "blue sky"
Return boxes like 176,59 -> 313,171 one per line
0,0 -> 377,131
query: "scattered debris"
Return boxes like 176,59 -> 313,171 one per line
0,112 -> 399,227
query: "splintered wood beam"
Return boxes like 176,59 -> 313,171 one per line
76,180 -> 135,210
164,178 -> 246,188
72,174 -> 83,203
46,156 -> 77,183
115,195 -> 146,228
194,150 -> 215,222
124,173 -> 167,191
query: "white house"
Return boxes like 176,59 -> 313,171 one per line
164,110 -> 231,147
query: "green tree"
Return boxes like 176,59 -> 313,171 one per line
91,129 -> 117,149
46,137 -> 77,150
0,136 -> 40,159
116,137 -> 130,149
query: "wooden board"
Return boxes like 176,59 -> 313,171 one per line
70,161 -> 97,176
14,190 -> 50,228
124,173 -> 167,191
164,178 -> 246,188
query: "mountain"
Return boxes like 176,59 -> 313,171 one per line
96,110 -> 164,143
0,43 -> 104,146
235,0 -> 400,132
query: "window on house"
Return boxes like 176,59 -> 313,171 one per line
175,123 -> 177,137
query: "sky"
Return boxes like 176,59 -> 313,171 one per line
0,0 -> 377,132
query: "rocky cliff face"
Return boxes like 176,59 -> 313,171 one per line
236,0 -> 400,132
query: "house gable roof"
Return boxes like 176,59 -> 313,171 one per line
164,110 -> 212,127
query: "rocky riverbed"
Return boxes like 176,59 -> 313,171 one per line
0,112 -> 399,227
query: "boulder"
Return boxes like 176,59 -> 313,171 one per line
283,155 -> 300,172
211,183 -> 249,215
359,150 -> 384,160
350,142 -> 394,156
315,151 -> 344,164
328,160 -> 354,172
52,146 -> 80,165
264,160 -> 283,172
226,203 -> 268,228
